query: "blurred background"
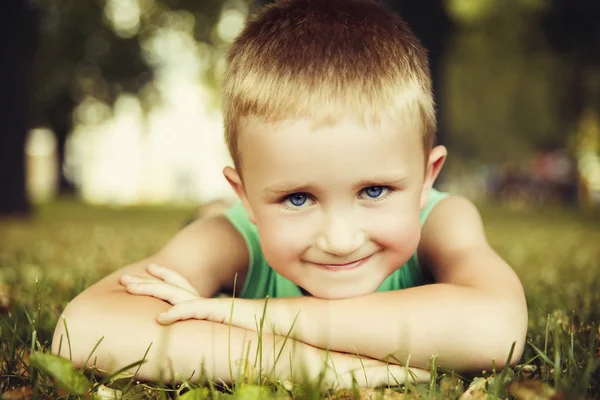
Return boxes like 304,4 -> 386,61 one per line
1,0 -> 600,216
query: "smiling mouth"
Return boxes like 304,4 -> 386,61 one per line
311,255 -> 372,271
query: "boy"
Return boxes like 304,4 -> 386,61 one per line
52,0 -> 528,389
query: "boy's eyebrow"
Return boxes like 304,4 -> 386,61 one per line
354,175 -> 409,188
262,175 -> 409,195
263,182 -> 318,195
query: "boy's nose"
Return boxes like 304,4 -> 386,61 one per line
316,214 -> 366,257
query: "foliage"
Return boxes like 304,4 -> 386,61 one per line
31,0 -> 248,126
441,0 -> 600,163
442,0 -> 564,162
29,352 -> 91,394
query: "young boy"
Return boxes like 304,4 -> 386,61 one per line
52,0 -> 528,389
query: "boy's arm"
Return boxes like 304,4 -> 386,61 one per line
184,197 -> 527,371
51,215 -> 246,373
53,283 -> 428,387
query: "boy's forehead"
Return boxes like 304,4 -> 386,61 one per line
236,114 -> 426,177
238,113 -> 423,142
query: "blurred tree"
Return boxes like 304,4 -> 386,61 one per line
541,1 -> 600,134
32,0 -> 152,195
0,0 -> 38,216
441,0 -> 567,163
0,0 -> 250,214
32,0 -> 241,195
441,0 -> 600,165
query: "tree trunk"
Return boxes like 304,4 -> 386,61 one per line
0,1 -> 38,216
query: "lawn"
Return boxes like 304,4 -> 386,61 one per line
1,200 -> 599,399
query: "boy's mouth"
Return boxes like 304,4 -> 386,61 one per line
310,254 -> 372,271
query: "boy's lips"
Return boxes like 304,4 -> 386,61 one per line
310,254 -> 372,271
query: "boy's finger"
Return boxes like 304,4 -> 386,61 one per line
156,300 -> 221,325
147,264 -> 198,294
125,282 -> 197,305
156,311 -> 182,325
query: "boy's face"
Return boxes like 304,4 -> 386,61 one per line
225,116 -> 445,300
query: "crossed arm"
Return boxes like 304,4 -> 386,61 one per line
120,196 -> 528,373
52,213 -> 429,388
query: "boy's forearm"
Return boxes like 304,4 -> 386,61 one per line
53,293 -> 292,383
260,284 -> 527,371
52,292 -> 428,387
153,321 -> 431,387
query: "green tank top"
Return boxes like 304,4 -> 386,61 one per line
224,189 -> 448,299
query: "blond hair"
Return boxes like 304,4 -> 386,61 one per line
223,0 -> 436,172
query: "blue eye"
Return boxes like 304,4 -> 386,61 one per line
364,186 -> 386,198
285,193 -> 308,207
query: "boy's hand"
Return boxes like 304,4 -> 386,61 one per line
155,296 -> 271,329
121,265 -> 279,331
120,264 -> 238,326
120,264 -> 202,305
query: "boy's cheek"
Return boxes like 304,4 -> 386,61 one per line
259,223 -> 311,260
372,217 -> 421,258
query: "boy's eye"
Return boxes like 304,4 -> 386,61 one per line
284,193 -> 309,208
362,186 -> 388,199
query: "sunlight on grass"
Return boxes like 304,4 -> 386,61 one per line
0,200 -> 599,398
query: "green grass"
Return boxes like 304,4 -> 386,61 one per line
0,200 -> 599,399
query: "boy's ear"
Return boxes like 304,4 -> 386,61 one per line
420,145 -> 447,210
223,166 -> 256,223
